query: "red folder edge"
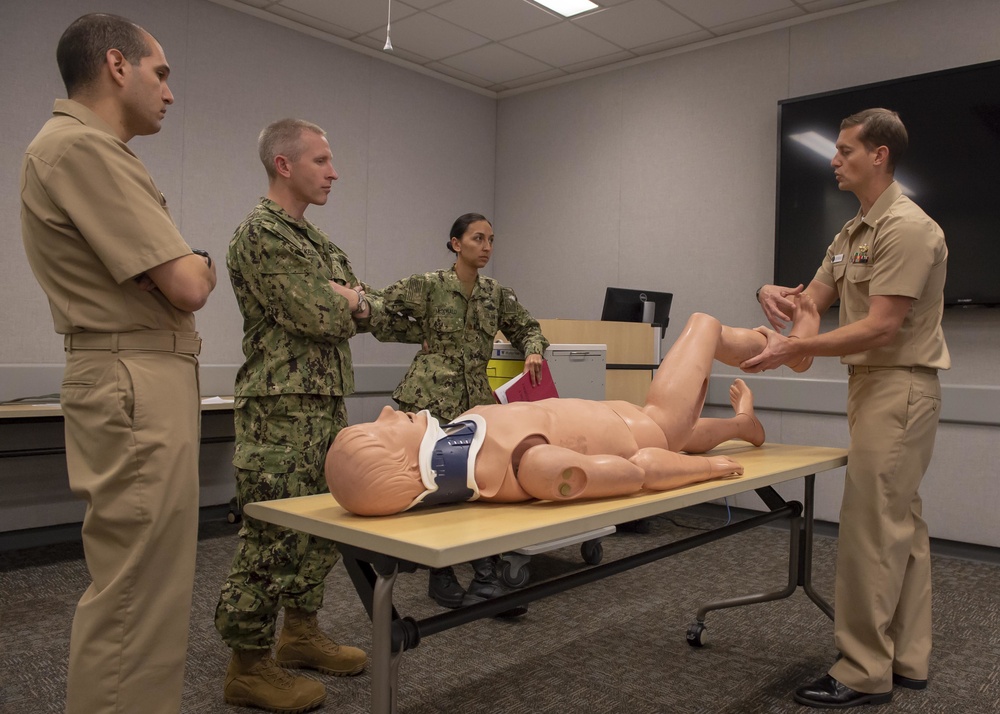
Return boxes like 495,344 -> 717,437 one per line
493,361 -> 559,404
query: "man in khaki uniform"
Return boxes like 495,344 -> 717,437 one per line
20,14 -> 216,714
750,108 -> 948,708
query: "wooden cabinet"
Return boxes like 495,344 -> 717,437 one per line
537,319 -> 655,404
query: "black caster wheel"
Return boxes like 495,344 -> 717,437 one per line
580,539 -> 604,565
227,496 -> 242,525
498,559 -> 530,588
686,621 -> 707,647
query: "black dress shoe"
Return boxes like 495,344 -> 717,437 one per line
892,673 -> 928,690
794,675 -> 892,708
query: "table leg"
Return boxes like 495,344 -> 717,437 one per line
371,565 -> 401,714
801,474 -> 833,619
687,474 -> 834,646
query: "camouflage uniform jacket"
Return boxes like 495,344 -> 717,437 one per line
228,197 -> 368,397
370,266 -> 548,422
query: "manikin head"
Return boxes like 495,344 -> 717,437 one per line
325,407 -> 427,516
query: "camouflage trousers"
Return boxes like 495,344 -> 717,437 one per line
215,394 -> 347,650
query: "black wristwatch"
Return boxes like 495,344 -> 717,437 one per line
192,249 -> 212,268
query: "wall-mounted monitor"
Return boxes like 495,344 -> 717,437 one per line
775,60 -> 1000,307
600,287 -> 672,338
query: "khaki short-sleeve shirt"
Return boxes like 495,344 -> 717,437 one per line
814,182 -> 950,369
20,99 -> 194,334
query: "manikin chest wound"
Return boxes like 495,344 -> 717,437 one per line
406,412 -> 485,511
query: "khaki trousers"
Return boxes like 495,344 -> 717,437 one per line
829,368 -> 940,693
61,348 -> 201,714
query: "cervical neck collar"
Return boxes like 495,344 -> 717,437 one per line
405,411 -> 485,511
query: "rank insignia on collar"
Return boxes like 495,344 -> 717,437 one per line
851,244 -> 870,264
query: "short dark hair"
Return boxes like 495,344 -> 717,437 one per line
258,118 -> 326,179
446,213 -> 491,253
56,13 -> 151,97
841,108 -> 908,172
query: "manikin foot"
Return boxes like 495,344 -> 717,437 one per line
730,379 -> 765,447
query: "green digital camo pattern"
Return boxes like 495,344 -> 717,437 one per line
226,197 -> 366,398
219,198 -> 363,649
215,394 -> 346,649
370,267 -> 548,422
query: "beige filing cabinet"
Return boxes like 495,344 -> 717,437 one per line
536,319 -> 655,404
490,343 -> 606,401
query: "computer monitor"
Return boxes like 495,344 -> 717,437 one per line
600,287 -> 673,338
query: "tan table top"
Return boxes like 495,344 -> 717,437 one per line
245,441 -> 847,569
0,397 -> 235,420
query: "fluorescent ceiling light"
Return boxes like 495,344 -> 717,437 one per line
530,0 -> 599,18
790,131 -> 914,197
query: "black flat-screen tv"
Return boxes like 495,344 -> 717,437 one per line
601,287 -> 672,337
775,60 -> 1000,307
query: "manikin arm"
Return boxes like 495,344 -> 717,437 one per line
515,444 -> 742,502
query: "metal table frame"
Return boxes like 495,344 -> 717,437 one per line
246,442 -> 846,714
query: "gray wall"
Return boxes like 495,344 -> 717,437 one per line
0,0 -> 497,400
2,0 -> 999,547
0,0 -> 495,531
493,0 -> 1000,547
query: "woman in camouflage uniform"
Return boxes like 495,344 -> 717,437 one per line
371,213 -> 549,608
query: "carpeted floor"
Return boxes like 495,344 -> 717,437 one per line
1,509 -> 998,713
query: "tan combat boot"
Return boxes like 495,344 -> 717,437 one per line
224,648 -> 326,713
275,608 -> 368,676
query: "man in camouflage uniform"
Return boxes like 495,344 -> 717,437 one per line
215,118 -> 371,713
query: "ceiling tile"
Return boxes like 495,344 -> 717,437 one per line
353,33 -> 433,64
439,43 -> 554,84
424,60 -> 499,87
279,0 -> 415,35
709,6 -> 805,35
629,29 -> 714,55
498,67 -> 568,90
562,49 -> 635,74
398,0 -> 452,9
266,4 -> 359,39
372,11 -> 491,60
430,0 -> 562,41
575,0 -> 703,49
662,0 -> 796,28
503,21 -> 625,67
209,0 -> 895,95
799,0 -> 871,11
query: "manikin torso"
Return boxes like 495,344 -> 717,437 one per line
463,398 -> 668,501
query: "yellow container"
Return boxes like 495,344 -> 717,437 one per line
487,358 -> 524,391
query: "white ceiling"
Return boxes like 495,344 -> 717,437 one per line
209,0 -> 893,96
